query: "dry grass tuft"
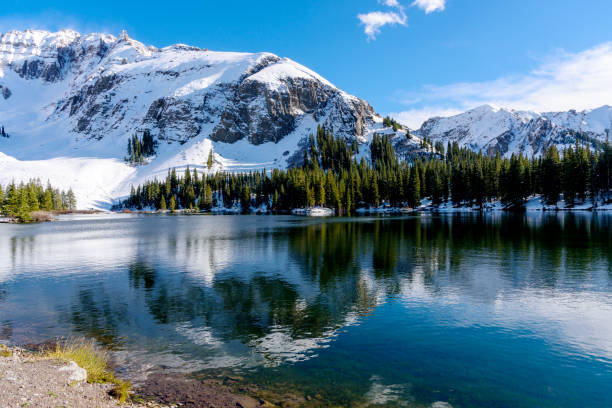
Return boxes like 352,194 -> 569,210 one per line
0,343 -> 12,358
45,339 -> 131,403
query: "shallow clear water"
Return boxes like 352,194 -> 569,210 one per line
1,213 -> 611,407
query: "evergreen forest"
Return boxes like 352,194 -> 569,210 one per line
119,126 -> 612,213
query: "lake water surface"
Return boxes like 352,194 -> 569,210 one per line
1,213 -> 611,407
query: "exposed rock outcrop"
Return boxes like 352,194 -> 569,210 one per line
0,85 -> 10,99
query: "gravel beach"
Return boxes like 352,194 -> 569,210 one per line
0,347 -> 268,408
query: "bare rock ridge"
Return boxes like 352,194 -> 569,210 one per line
0,29 -> 378,153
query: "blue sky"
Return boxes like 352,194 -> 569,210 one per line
2,0 -> 612,127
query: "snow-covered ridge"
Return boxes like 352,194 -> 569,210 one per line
0,29 -> 378,157
416,104 -> 612,157
0,29 -> 383,208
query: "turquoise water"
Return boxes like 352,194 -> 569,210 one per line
1,213 -> 611,407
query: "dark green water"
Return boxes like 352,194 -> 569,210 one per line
1,213 -> 612,407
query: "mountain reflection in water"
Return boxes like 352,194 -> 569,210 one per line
1,213 -> 611,407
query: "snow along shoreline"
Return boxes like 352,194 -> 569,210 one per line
110,196 -> 612,218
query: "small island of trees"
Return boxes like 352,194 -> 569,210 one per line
0,180 -> 76,222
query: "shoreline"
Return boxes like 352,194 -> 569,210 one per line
2,204 -> 610,225
0,345 -> 154,408
115,204 -> 612,216
0,343 -> 270,408
0,209 -> 104,224
111,195 -> 612,216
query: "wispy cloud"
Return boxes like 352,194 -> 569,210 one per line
411,0 -> 446,14
358,0 -> 407,41
391,43 -> 612,128
357,11 -> 407,41
390,107 -> 463,129
358,0 -> 446,40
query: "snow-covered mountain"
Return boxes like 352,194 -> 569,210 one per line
0,29 -> 385,207
2,29 -> 610,209
416,104 -> 612,157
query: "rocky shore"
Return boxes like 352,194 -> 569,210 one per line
0,346 -> 152,408
0,345 -> 271,408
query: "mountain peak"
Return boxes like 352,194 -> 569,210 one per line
470,104 -> 498,113
0,28 -> 377,158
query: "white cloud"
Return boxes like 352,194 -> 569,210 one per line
391,43 -> 612,128
358,0 -> 445,40
411,0 -> 446,13
357,10 -> 407,40
358,0 -> 408,40
390,107 -> 463,129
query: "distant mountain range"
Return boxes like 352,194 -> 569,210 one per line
415,104 -> 612,156
0,29 -> 610,207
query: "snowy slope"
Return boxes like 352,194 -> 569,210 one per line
0,29 -> 384,208
416,104 -> 612,157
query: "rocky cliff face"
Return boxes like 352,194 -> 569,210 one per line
0,29 -> 378,159
416,105 -> 612,157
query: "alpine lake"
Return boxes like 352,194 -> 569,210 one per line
1,212 -> 611,407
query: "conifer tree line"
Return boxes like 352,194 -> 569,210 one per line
382,116 -> 402,131
120,126 -> 612,213
125,130 -> 157,164
0,180 -> 76,221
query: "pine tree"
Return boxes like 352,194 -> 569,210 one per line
371,175 -> 380,207
562,147 -> 576,206
42,186 -> 53,211
159,195 -> 167,211
27,188 -> 40,211
16,188 -> 31,222
203,184 -> 213,210
541,145 -> 562,204
317,177 -> 326,206
67,188 -> 77,210
407,168 -> 420,208
207,149 -> 214,169
345,186 -> 353,214
241,185 -> 251,212
4,183 -> 19,216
